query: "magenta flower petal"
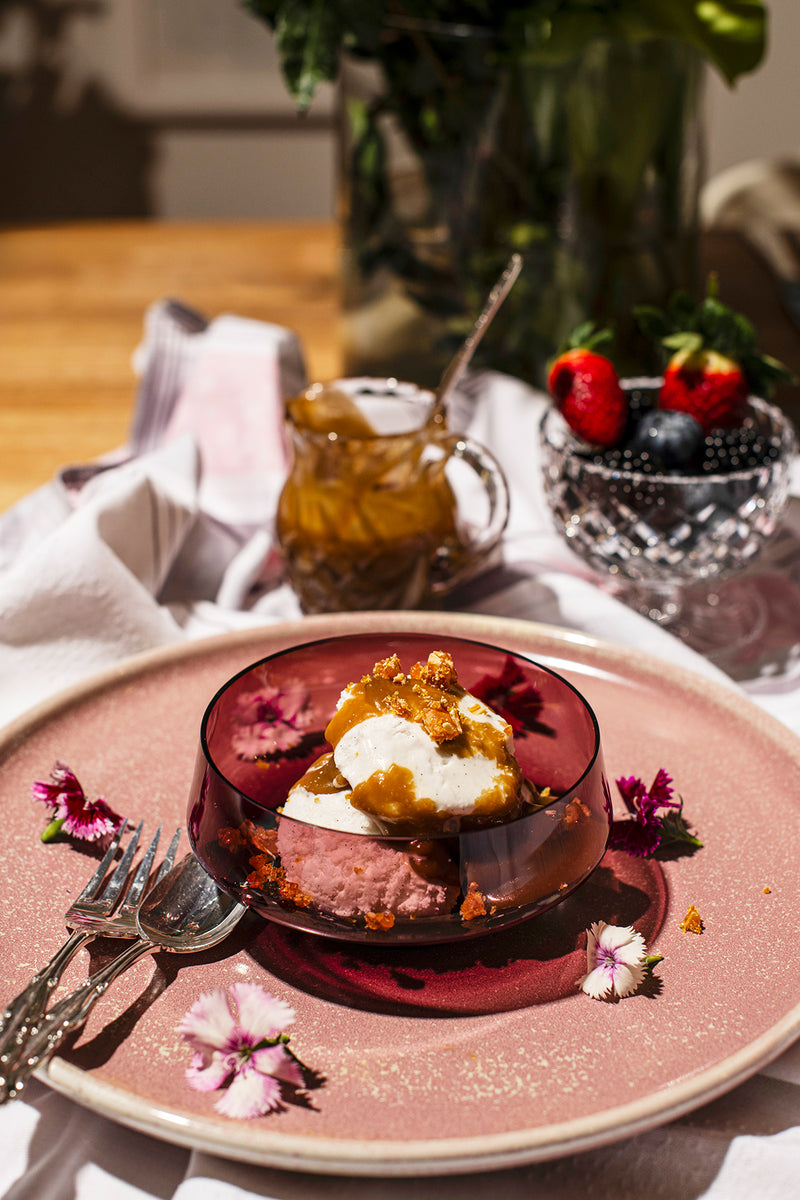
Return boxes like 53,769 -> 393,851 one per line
611,767 -> 688,858
608,818 -> 662,858
232,678 -> 315,759
31,762 -> 85,813
32,762 -> 125,843
470,656 -> 544,734
61,796 -> 124,842
615,775 -> 647,814
649,768 -> 678,808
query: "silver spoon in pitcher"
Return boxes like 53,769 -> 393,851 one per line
432,252 -> 523,419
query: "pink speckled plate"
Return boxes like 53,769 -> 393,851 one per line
1,612 -> 800,1177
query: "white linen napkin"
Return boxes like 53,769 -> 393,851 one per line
2,301 -> 800,1200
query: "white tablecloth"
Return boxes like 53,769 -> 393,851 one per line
3,303 -> 800,1200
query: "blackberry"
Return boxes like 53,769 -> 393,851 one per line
620,384 -> 658,443
701,425 -> 782,473
624,385 -> 660,422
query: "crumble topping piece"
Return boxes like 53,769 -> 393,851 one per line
420,696 -> 462,744
385,692 -> 412,719
564,796 -> 591,825
410,649 -> 457,689
680,903 -> 703,934
365,911 -> 395,931
460,881 -> 487,921
373,654 -> 405,682
278,878 -> 313,908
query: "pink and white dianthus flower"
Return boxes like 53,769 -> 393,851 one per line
232,678 -> 315,759
32,761 -> 125,843
178,982 -> 303,1119
579,921 -> 650,1000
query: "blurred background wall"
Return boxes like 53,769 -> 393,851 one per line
0,0 -> 797,225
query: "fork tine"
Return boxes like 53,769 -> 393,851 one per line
115,825 -> 162,917
90,820 -> 143,915
72,824 -> 126,905
153,828 -> 181,886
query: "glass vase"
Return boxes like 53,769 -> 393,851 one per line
337,22 -> 705,389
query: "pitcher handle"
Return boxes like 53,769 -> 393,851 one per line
429,434 -> 510,594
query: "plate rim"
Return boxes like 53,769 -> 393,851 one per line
4,611 -> 799,1176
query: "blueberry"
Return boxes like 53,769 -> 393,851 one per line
630,411 -> 704,472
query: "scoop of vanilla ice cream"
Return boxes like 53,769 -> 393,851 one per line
282,651 -> 526,838
280,780 -> 381,834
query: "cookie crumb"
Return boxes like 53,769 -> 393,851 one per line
460,881 -> 487,921
763,886 -> 771,894
680,903 -> 703,934
365,910 -> 395,931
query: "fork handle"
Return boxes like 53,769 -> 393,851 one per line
0,929 -> 95,1066
0,938 -> 156,1103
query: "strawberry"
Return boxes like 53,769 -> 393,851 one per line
547,323 -> 627,448
660,343 -> 748,433
635,275 -> 794,435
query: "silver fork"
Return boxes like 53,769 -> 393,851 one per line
0,823 -> 180,1076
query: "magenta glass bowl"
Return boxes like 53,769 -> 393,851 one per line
187,633 -> 611,944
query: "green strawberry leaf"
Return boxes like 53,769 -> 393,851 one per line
663,331 -> 703,355
633,304 -> 672,341
561,321 -> 615,355
637,274 -> 795,395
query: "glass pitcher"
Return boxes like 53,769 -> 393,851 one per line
276,377 -> 509,613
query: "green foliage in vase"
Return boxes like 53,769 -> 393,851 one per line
242,1 -> 769,385
243,0 -> 767,110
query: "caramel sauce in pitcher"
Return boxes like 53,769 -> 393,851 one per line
276,382 -> 463,613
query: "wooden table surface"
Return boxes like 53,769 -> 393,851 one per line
0,220 -> 798,515
0,221 -> 342,513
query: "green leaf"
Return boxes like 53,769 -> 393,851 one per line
274,0 -> 344,110
660,809 -> 703,849
41,817 -> 65,843
561,320 -> 615,354
634,304 -> 672,341
620,0 -> 766,84
663,331 -> 703,354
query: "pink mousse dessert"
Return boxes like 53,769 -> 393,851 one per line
275,650 -> 539,926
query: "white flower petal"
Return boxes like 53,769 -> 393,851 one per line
612,935 -> 647,968
579,965 -> 614,999
215,1064 -> 282,1119
610,961 -> 646,998
177,989 -> 237,1052
596,923 -> 646,961
230,982 -> 295,1042
581,922 -> 649,1000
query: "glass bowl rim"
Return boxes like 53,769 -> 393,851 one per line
540,386 -> 796,487
197,631 -> 604,842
